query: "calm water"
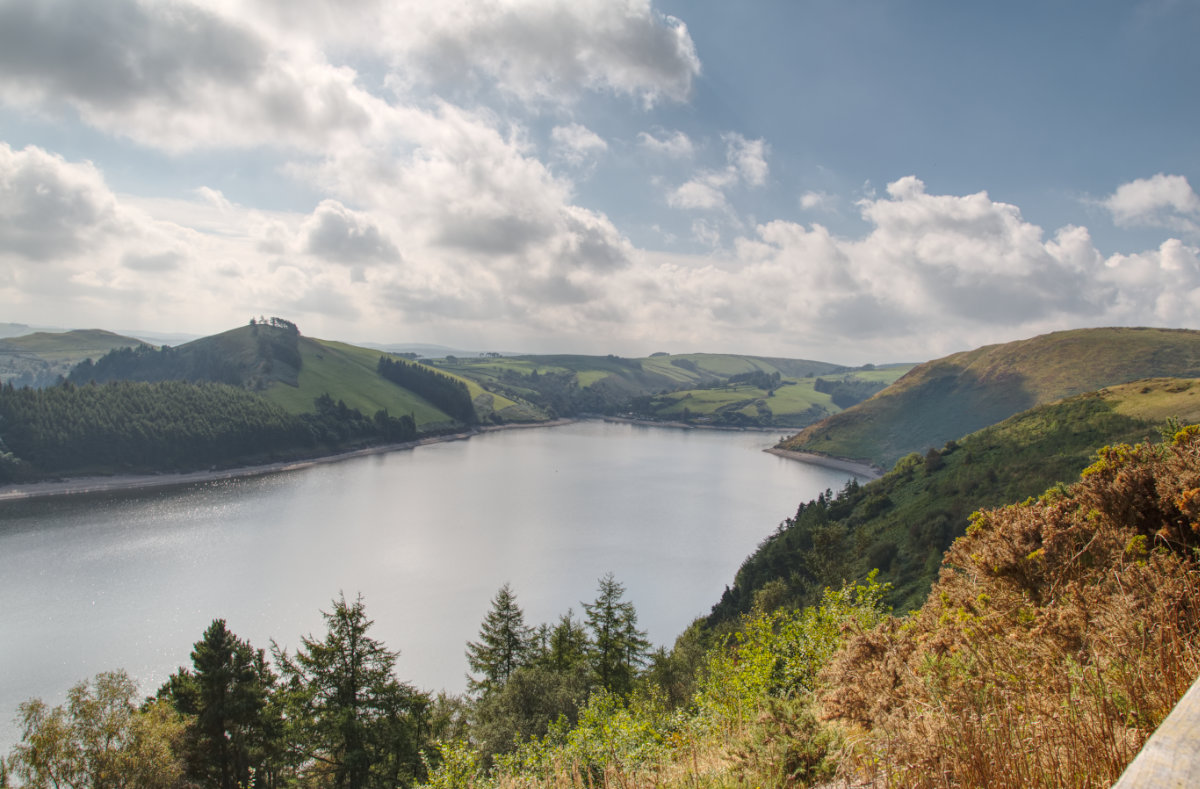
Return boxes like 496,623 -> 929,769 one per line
0,421 -> 858,749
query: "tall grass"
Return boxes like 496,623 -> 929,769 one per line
824,427 -> 1200,788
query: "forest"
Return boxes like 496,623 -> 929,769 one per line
375,357 -> 478,426
0,380 -> 416,481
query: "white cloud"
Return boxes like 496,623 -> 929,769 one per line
5,136 -> 1200,364
0,143 -> 119,260
637,129 -> 694,158
0,0 -> 389,153
301,200 -> 400,266
616,176 -> 1199,361
380,0 -> 701,106
665,132 -> 769,213
1104,173 -> 1200,236
724,133 -> 768,187
551,123 -> 608,166
799,191 -> 832,211
668,175 -> 732,210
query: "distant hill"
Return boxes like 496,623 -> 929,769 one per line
712,376 -> 1200,620
62,321 -> 544,430
779,327 -> 1200,469
0,329 -> 147,387
438,352 -> 903,427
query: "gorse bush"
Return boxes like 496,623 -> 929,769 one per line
822,426 -> 1200,788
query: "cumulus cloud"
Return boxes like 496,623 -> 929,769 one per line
723,133 -> 768,186
302,200 -> 401,265
1104,173 -> 1200,236
616,176 -> 1200,361
668,175 -> 733,210
387,0 -> 701,105
666,133 -> 769,213
0,0 -> 700,155
0,0 -> 387,152
0,143 -> 381,334
638,129 -> 694,158
799,191 -> 832,211
550,123 -> 607,166
0,143 -> 119,260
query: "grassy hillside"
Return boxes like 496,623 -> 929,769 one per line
61,322 -> 542,430
0,329 -> 146,386
439,352 -> 901,426
714,376 -> 1200,618
259,338 -> 454,427
639,365 -> 912,428
781,327 -> 1200,468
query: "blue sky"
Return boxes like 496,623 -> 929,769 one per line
0,0 -> 1197,363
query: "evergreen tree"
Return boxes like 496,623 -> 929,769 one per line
537,609 -> 591,673
582,574 -> 651,695
161,619 -> 283,789
274,594 -> 429,789
465,583 -> 533,697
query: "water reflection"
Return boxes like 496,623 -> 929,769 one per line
0,421 -> 859,750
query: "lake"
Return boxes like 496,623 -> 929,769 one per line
0,420 -> 860,750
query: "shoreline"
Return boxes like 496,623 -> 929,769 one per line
602,415 -> 787,433
764,448 -> 884,480
0,418 -> 578,503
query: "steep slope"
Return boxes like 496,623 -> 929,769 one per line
713,377 -> 1200,619
259,338 -> 455,426
780,327 -> 1200,468
823,425 -> 1200,787
0,329 -> 146,387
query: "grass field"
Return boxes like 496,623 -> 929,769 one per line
262,339 -> 452,426
648,365 -> 913,426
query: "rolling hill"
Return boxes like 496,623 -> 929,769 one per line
713,375 -> 1200,619
779,327 -> 1200,468
61,321 -> 548,431
437,353 -> 908,427
0,329 -> 147,387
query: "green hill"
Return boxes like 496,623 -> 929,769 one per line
438,352 -> 900,426
62,321 -> 546,430
259,338 -> 454,427
780,327 -> 1200,468
0,329 -> 146,387
713,376 -> 1200,619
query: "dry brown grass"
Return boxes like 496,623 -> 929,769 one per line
821,428 -> 1200,788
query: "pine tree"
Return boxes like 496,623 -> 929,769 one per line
274,594 -> 429,789
466,583 -> 533,696
582,574 -> 650,695
539,609 -> 590,673
161,619 -> 282,789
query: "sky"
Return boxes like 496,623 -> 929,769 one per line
0,0 -> 1198,364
